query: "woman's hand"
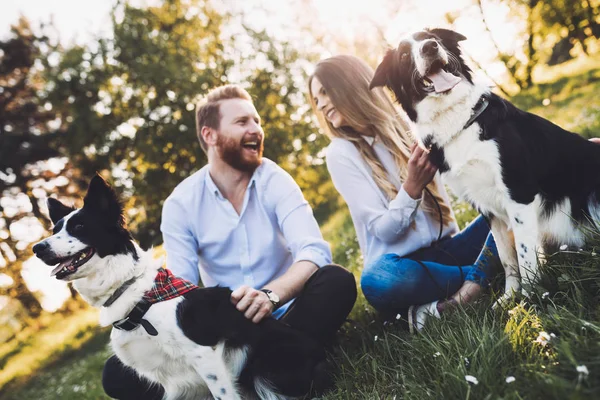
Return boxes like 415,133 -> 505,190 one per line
590,138 -> 600,144
403,143 -> 438,199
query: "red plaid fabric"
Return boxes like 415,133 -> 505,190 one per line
143,268 -> 197,304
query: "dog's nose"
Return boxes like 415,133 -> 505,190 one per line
33,241 -> 48,255
422,41 -> 439,56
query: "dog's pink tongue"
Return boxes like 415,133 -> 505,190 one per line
51,259 -> 72,276
427,70 -> 461,93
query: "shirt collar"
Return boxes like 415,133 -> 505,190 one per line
205,166 -> 259,199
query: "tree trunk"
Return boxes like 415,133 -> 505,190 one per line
524,9 -> 536,88
3,266 -> 43,318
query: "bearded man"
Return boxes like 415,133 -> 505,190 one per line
101,84 -> 357,399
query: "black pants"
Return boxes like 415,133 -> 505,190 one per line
102,264 -> 357,400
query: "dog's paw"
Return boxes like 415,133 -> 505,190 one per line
492,293 -> 513,310
520,287 -> 532,299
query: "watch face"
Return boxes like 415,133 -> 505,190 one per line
269,292 -> 280,303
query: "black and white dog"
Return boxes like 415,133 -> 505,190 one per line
370,28 -> 600,305
33,175 -> 323,399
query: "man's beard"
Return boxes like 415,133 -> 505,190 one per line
216,134 -> 263,173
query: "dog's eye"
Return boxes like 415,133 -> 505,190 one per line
73,224 -> 84,232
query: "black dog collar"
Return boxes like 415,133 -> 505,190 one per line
463,95 -> 490,130
103,276 -> 138,308
112,298 -> 158,336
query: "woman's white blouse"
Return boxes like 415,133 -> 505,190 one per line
325,136 -> 458,267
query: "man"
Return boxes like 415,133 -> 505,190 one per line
102,84 -> 357,399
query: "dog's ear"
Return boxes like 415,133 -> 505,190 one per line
370,49 -> 396,90
83,174 -> 123,222
427,28 -> 467,43
47,198 -> 75,224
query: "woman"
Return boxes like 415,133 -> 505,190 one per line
308,55 -> 499,332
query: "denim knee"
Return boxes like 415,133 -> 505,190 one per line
361,254 -> 418,311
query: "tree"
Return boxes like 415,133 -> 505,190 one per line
0,18 -> 73,317
44,0 -> 231,247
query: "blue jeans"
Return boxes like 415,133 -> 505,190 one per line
361,215 -> 498,312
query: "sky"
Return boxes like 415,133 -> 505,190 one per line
1,0 -> 523,311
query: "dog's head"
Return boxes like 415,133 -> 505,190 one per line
369,28 -> 473,121
32,174 -> 137,281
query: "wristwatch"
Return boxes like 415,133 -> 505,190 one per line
260,289 -> 281,309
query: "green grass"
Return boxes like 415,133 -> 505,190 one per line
0,308 -> 107,398
319,213 -> 600,399
2,56 -> 600,399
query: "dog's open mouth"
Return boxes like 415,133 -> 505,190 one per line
50,247 -> 95,279
422,60 -> 462,94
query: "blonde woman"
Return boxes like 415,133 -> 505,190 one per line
308,55 -> 499,332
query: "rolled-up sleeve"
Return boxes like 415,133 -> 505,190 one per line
160,197 -> 200,284
269,171 -> 332,268
326,148 -> 421,243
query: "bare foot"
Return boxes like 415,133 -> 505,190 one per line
451,281 -> 483,305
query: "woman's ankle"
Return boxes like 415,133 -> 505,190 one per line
451,280 -> 483,305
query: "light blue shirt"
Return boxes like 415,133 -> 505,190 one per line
160,158 -> 332,318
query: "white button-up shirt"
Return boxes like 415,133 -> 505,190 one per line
160,158 -> 332,317
325,136 -> 458,268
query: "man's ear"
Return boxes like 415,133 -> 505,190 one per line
201,126 -> 217,147
47,198 -> 75,224
83,174 -> 123,222
370,49 -> 396,90
426,28 -> 467,43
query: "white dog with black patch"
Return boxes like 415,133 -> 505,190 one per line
33,174 -> 322,399
370,28 -> 600,306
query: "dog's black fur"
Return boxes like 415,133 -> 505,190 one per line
177,287 -> 324,397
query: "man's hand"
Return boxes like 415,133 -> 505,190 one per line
231,285 -> 273,323
403,142 -> 438,199
590,137 -> 600,144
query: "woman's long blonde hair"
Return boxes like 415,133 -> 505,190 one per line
308,55 -> 454,227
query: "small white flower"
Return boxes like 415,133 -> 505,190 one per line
577,365 -> 589,376
374,335 -> 378,342
465,375 -> 479,385
542,292 -> 550,299
505,376 -> 516,383
542,98 -> 551,106
592,252 -> 597,257
559,244 -> 568,251
535,331 -> 551,347
396,313 -> 401,320
464,357 -> 470,367
433,352 -> 441,358
550,333 -> 557,339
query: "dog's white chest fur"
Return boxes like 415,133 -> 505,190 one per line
442,127 -> 510,222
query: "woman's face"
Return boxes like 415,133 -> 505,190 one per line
310,76 -> 347,129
